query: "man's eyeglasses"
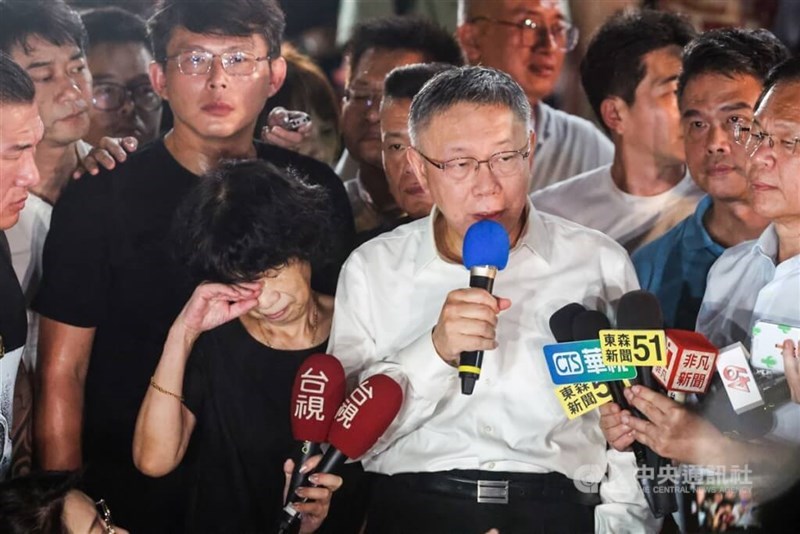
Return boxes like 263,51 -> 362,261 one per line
165,50 -> 270,76
733,122 -> 800,157
92,82 -> 161,112
413,142 -> 531,182
684,116 -> 751,143
95,499 -> 116,534
344,88 -> 382,109
469,16 -> 579,52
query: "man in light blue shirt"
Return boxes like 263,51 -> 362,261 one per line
633,29 -> 788,329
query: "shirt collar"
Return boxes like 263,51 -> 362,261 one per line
754,224 -> 779,262
414,200 -> 551,274
533,102 -> 553,151
684,195 -> 725,255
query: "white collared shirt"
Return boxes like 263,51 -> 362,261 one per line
697,225 -> 800,442
697,225 -> 800,350
329,202 -> 659,532
531,164 -> 704,252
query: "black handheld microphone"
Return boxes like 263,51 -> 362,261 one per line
549,302 -> 587,343
614,290 -> 677,518
458,220 -> 510,395
571,307 -> 667,516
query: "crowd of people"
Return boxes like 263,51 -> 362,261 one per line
0,0 -> 798,533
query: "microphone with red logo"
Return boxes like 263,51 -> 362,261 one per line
459,220 -> 510,395
277,373 -> 404,533
285,353 -> 346,506
651,330 -> 718,402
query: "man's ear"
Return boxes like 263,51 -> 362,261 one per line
456,23 -> 482,65
600,96 -> 627,136
149,61 -> 168,101
406,147 -> 430,193
266,56 -> 287,97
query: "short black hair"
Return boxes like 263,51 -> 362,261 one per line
384,63 -> 457,101
755,56 -> 800,111
0,52 -> 35,105
82,7 -> 151,53
409,66 -> 531,145
346,16 -> 464,78
678,28 -> 789,102
581,9 -> 696,132
172,159 -> 335,285
148,0 -> 285,63
0,471 -> 79,534
0,0 -> 88,56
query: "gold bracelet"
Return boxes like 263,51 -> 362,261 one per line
149,376 -> 184,403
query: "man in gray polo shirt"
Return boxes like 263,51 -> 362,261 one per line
456,0 -> 612,192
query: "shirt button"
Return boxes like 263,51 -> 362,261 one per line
487,462 -> 496,469
483,425 -> 493,434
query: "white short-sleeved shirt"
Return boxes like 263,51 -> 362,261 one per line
531,164 -> 704,252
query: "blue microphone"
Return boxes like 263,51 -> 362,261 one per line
459,220 -> 510,395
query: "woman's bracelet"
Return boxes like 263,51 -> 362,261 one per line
149,376 -> 185,403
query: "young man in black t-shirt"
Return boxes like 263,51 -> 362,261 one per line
33,1 -> 354,531
0,55 -> 43,481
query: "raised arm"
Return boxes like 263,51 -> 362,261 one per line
35,317 -> 95,469
132,282 -> 259,477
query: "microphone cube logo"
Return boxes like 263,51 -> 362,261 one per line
715,343 -> 765,414
599,330 -> 667,366
554,381 -> 614,419
543,340 -> 637,385
751,320 -> 800,373
652,332 -> 717,394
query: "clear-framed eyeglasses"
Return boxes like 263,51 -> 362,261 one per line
165,50 -> 270,76
95,499 -> 116,534
683,116 -> 752,143
92,82 -> 162,112
469,16 -> 579,52
733,122 -> 800,157
413,142 -> 531,182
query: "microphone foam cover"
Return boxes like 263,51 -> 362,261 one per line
573,310 -> 612,341
462,220 -> 510,270
290,353 -> 347,442
616,290 -> 664,329
328,374 -> 403,459
549,303 -> 587,342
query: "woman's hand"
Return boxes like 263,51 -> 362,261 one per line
782,339 -> 800,403
176,282 -> 261,340
282,455 -> 343,534
73,136 -> 138,178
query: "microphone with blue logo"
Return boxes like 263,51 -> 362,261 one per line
459,220 -> 510,395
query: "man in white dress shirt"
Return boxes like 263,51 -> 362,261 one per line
532,10 -> 703,252
329,66 -> 657,533
456,0 -> 613,192
599,57 -> 800,529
